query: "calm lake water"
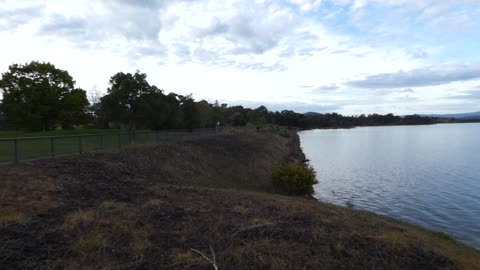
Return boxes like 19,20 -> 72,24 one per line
299,123 -> 480,249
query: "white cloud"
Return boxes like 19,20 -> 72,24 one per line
0,0 -> 479,115
288,0 -> 323,12
346,64 -> 480,89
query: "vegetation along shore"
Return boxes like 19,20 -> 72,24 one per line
1,62 -> 479,135
1,127 -> 478,269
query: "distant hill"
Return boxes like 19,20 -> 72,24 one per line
424,111 -> 480,119
304,111 -> 480,121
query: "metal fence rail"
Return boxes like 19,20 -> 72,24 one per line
0,128 -> 224,163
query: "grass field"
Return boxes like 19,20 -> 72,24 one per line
0,128 -> 212,163
0,128 -> 126,138
0,129 -> 126,163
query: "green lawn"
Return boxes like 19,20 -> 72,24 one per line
0,129 -> 127,138
0,129 -> 125,163
0,128 -> 213,163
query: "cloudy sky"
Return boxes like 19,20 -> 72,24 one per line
1,0 -> 480,114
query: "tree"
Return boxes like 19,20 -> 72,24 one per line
195,100 -> 214,127
0,61 -> 89,131
230,112 -> 247,126
247,105 -> 269,127
163,93 -> 182,129
212,100 -> 227,126
179,95 -> 199,129
100,71 -> 162,130
58,88 -> 91,129
0,111 -> 6,130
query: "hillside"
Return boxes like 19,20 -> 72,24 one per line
1,128 -> 478,269
425,112 -> 480,119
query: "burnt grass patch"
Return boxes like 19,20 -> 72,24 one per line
1,129 -> 478,269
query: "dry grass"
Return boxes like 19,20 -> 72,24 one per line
130,230 -> 151,256
0,209 -> 29,224
231,205 -> 250,215
249,217 -> 273,226
62,201 -> 155,268
230,239 -> 291,269
0,165 -> 60,225
375,229 -> 409,247
395,223 -> 480,269
172,249 -> 207,266
142,199 -> 165,208
64,209 -> 95,227
71,230 -> 108,255
98,200 -> 121,209
0,129 -> 478,269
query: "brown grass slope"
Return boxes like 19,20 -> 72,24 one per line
0,129 -> 478,270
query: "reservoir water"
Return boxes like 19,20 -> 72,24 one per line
299,123 -> 480,249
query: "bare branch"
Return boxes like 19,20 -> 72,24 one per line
210,246 -> 217,268
191,246 -> 219,270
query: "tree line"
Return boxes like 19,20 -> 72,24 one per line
0,61 -> 465,132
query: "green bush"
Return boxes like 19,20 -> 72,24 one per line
272,164 -> 318,196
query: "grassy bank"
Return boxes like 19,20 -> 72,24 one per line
0,128 -> 478,269
0,128 -> 208,163
0,128 -> 128,138
0,129 -> 138,164
0,129 -> 126,163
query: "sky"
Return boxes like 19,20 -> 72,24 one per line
1,0 -> 480,115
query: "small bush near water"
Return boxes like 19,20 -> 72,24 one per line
272,164 -> 318,196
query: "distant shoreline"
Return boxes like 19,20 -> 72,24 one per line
298,120 -> 480,131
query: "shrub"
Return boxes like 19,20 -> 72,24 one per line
272,164 -> 318,196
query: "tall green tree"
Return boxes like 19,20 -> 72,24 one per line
0,61 -> 89,131
163,93 -> 182,129
179,95 -> 199,129
0,111 -> 6,130
247,105 -> 269,127
101,71 -> 162,130
195,100 -> 214,127
230,112 -> 247,126
100,71 -> 181,130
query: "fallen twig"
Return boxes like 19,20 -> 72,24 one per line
191,245 -> 218,270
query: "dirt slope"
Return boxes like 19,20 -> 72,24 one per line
0,129 -> 478,269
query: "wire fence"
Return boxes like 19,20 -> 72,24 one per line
0,127 -> 227,164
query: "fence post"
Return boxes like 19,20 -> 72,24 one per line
78,136 -> 83,154
14,138 -> 19,163
100,134 -> 104,149
51,137 -> 55,158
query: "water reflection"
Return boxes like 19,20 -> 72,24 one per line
299,123 -> 480,249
